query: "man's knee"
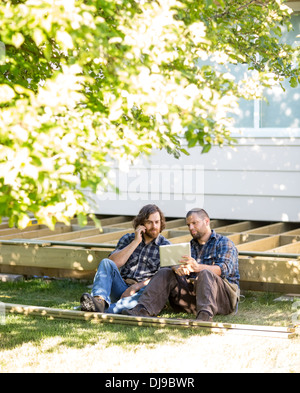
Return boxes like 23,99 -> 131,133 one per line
197,268 -> 213,278
97,258 -> 115,271
100,258 -> 114,266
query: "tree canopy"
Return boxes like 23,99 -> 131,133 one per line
0,0 -> 299,228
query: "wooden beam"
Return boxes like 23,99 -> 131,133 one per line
3,303 -> 296,338
236,235 -> 280,251
0,243 -> 110,271
213,221 -> 260,233
96,216 -> 133,227
0,225 -> 71,241
239,256 -> 300,285
69,229 -> 129,243
269,241 -> 300,254
38,227 -> 102,241
246,223 -> 296,235
228,233 -> 270,246
0,264 -> 96,279
0,224 -> 47,237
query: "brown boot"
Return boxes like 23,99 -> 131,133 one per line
196,311 -> 213,322
80,293 -> 106,313
122,304 -> 152,317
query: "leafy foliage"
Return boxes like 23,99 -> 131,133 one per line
0,0 -> 299,228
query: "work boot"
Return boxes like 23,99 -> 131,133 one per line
196,311 -> 213,322
122,304 -> 152,317
80,293 -> 106,313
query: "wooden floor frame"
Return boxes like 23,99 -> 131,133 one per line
0,215 -> 300,292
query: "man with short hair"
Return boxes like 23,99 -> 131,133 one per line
124,208 -> 240,321
80,204 -> 171,314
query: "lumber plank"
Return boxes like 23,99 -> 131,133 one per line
0,224 -> 46,237
69,229 -> 129,243
3,303 -> 296,339
0,225 -> 70,240
189,319 -> 295,333
0,244 -> 110,271
246,222 -> 295,235
212,221 -> 258,234
236,235 -> 280,251
0,264 -> 96,279
38,227 -> 102,241
239,256 -> 300,285
228,233 -> 271,246
96,216 -> 133,227
269,241 -> 300,254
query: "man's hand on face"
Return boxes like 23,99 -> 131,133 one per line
134,225 -> 146,243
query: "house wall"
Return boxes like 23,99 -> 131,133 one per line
91,132 -> 300,222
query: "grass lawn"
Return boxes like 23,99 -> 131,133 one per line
0,278 -> 299,373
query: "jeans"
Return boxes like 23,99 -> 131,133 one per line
91,258 -> 145,314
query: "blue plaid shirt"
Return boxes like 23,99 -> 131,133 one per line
111,233 -> 171,282
190,230 -> 240,286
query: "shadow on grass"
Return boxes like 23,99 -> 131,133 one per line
0,312 -> 213,352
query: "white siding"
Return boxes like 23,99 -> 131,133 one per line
90,133 -> 300,222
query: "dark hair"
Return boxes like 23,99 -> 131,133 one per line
186,208 -> 210,220
133,204 -> 166,232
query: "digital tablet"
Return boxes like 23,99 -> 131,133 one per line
159,242 -> 191,267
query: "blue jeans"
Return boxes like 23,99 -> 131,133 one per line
91,258 -> 146,314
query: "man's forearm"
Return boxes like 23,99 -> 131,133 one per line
109,239 -> 140,268
197,263 -> 222,276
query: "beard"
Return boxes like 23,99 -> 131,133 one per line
145,228 -> 160,239
191,230 -> 205,240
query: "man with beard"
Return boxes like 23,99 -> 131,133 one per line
80,204 -> 170,314
123,208 -> 240,321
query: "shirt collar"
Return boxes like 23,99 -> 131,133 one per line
154,233 -> 164,245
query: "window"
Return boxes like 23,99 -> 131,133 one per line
260,15 -> 300,128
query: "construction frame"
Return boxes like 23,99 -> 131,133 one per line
0,215 -> 299,294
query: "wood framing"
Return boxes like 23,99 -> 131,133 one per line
0,216 -> 300,291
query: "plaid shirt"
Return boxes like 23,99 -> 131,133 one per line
111,233 -> 171,282
190,230 -> 240,286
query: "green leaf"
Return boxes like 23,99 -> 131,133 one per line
201,144 -> 212,154
290,77 -> 298,88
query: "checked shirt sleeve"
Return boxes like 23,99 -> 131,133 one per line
215,237 -> 240,285
109,233 -> 134,256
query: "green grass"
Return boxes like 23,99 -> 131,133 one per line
0,277 -> 294,325
0,278 -> 299,373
